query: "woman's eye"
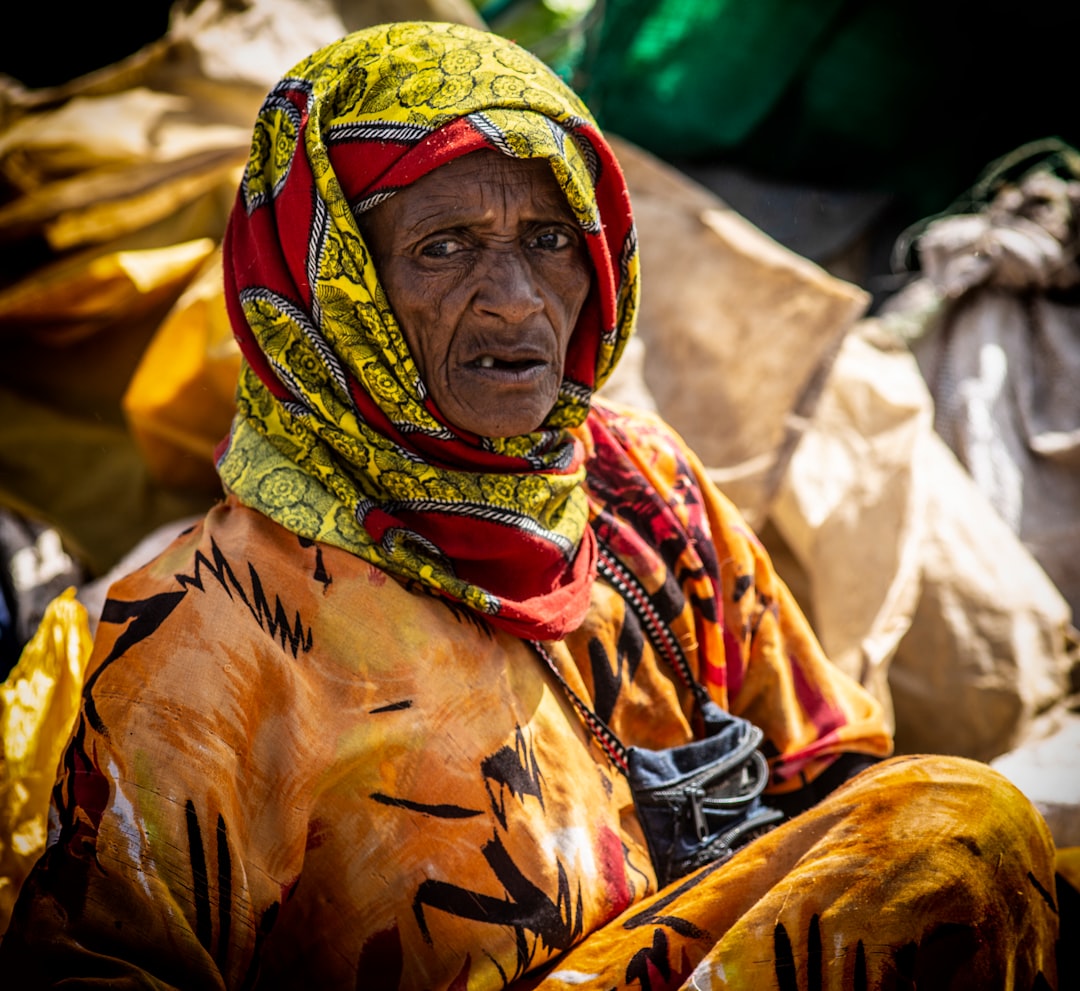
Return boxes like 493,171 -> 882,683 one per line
531,229 -> 574,251
420,238 -> 464,258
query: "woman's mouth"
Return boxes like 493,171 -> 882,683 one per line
472,354 -> 545,374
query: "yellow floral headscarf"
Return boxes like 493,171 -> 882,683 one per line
218,21 -> 639,639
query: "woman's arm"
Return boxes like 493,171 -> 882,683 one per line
0,723 -> 238,989
0,515 -> 313,987
586,397 -> 892,799
682,437 -> 894,796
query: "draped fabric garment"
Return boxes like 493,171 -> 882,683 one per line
217,21 -> 639,640
1,401 -> 1058,988
0,19 -> 1061,990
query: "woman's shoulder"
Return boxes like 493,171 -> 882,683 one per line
587,395 -> 697,460
99,497 -> 320,607
79,498 -> 504,763
91,497 -> 501,682
583,395 -> 760,572
87,498 -> 435,686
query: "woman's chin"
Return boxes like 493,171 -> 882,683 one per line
443,385 -> 559,438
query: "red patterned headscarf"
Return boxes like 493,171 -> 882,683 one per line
217,21 -> 639,640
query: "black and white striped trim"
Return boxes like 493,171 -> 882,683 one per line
597,545 -> 707,707
465,111 -> 516,156
308,194 -> 330,324
325,120 -> 434,146
531,641 -> 629,772
383,500 -> 575,553
381,525 -> 447,563
619,224 -> 638,287
241,86 -> 308,213
350,188 -> 401,217
559,379 -> 593,407
238,286 -> 352,400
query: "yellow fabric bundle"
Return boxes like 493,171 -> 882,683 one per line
0,588 -> 92,934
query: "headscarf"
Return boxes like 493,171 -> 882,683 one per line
218,21 -> 639,640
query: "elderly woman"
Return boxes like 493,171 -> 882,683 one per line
0,21 -> 1059,990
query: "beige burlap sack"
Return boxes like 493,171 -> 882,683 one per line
888,431 -> 1075,762
604,136 -> 870,528
768,319 -> 1074,759
768,326 -> 933,729
888,156 -> 1080,621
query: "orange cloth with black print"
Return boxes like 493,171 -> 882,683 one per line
0,21 -> 1060,990
0,403 -> 1059,989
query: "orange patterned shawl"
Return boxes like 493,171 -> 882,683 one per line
0,22 -> 1063,990
0,400 -> 904,988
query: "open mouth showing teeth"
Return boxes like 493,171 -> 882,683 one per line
474,355 -> 541,370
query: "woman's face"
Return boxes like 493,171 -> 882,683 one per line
359,151 -> 592,438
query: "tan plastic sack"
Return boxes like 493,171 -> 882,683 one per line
896,159 -> 1080,622
768,318 -> 1074,760
911,285 -> 1080,625
606,135 -> 870,527
769,327 -> 933,725
889,433 -> 1074,762
0,239 -> 223,575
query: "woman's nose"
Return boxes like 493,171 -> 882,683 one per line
472,248 -> 545,322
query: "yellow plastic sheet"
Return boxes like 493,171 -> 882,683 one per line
1059,845 -> 1080,895
0,587 -> 92,935
122,247 -> 241,492
0,238 -> 222,576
